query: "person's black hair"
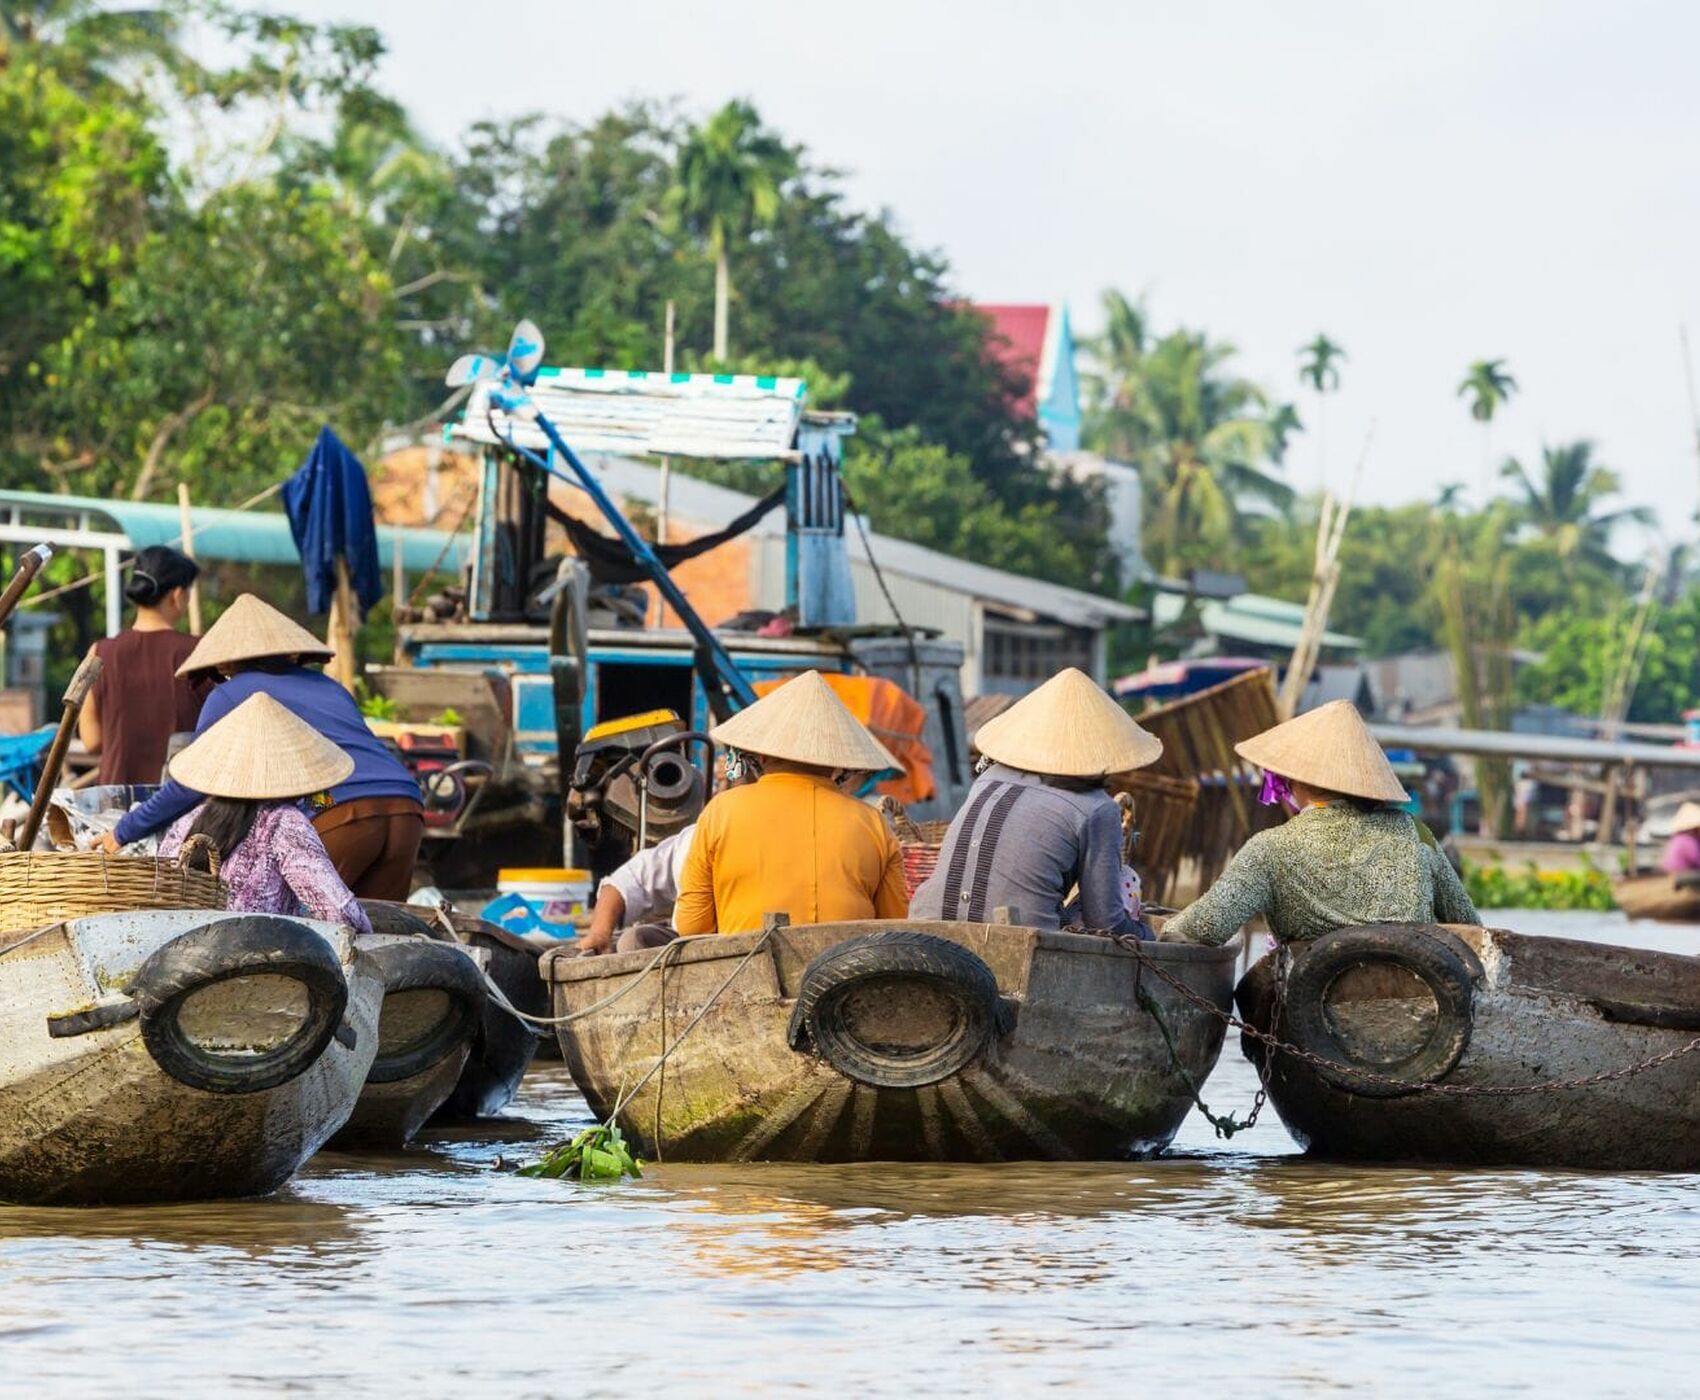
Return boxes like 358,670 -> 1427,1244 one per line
183,797 -> 262,869
125,545 -> 200,608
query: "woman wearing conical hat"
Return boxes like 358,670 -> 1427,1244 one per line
1658,802 -> 1700,875
672,671 -> 910,937
156,694 -> 373,933
1164,700 -> 1480,947
104,595 -> 424,900
910,668 -> 1161,936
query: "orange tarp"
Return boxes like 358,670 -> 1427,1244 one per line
752,673 -> 936,804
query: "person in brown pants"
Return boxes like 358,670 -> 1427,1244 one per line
313,797 -> 426,902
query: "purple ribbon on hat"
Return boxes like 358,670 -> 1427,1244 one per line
1258,772 -> 1299,811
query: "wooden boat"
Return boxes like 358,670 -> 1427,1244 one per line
0,909 -> 382,1205
1236,922 -> 1700,1170
360,901 -> 546,1122
1611,870 -> 1700,923
327,930 -> 486,1149
541,920 -> 1236,1163
427,909 -> 546,1121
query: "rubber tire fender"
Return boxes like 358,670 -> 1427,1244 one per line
786,930 -> 1009,1090
359,900 -> 441,940
133,915 -> 349,1095
364,938 -> 487,1084
1282,924 -> 1477,1099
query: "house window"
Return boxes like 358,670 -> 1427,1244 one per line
980,615 -> 1095,694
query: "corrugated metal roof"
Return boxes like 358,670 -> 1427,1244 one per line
1369,722 -> 1700,769
1152,591 -> 1361,651
453,367 -> 807,460
576,454 -> 1142,630
0,490 -> 467,572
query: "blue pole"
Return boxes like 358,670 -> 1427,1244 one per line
499,412 -> 757,709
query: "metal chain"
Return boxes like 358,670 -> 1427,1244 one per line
1113,932 -> 1700,1098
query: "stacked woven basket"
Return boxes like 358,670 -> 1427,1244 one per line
0,836 -> 226,936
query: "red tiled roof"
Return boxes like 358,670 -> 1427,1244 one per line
973,303 -> 1050,419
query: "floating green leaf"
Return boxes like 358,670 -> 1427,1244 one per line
518,1124 -> 643,1182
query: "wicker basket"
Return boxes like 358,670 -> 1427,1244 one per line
0,837 -> 226,934
879,798 -> 951,899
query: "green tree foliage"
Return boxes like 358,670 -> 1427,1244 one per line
1082,290 -> 1296,577
1458,357 -> 1517,423
1517,588 -> 1700,725
1499,439 -> 1653,572
671,100 -> 795,362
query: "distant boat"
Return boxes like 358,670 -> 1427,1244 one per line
1611,870 -> 1700,923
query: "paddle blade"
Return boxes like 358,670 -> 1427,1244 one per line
506,319 -> 545,384
445,353 -> 498,387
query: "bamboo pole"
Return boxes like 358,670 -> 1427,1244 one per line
326,557 -> 358,693
20,651 -> 101,850
391,526 -> 405,665
176,482 -> 203,634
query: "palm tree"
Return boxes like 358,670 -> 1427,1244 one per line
1458,358 -> 1517,489
1297,334 -> 1345,488
1084,292 -> 1292,576
672,101 -> 796,362
1499,440 -> 1654,569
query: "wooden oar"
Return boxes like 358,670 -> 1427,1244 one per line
19,652 -> 102,852
0,544 -> 54,632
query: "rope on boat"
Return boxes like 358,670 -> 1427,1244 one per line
1112,931 -> 1700,1099
608,928 -> 776,1123
0,924 -> 62,960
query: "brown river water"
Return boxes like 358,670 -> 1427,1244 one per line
3,911 -> 1698,1396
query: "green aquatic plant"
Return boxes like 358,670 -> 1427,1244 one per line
1460,856 -> 1616,912
519,1124 -> 643,1182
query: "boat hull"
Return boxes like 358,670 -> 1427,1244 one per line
430,913 -> 544,1121
1612,871 -> 1700,923
328,930 -> 482,1149
0,911 -> 382,1205
1238,924 -> 1700,1170
543,920 -> 1235,1163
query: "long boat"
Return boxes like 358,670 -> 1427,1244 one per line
1611,871 -> 1700,923
327,929 -> 487,1149
542,920 -> 1235,1163
1235,921 -> 1700,1170
0,909 -> 382,1204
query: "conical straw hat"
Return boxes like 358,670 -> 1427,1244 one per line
169,692 -> 354,800
176,594 -> 333,677
973,667 -> 1163,778
1669,801 -> 1700,834
709,670 -> 899,772
1235,699 -> 1408,804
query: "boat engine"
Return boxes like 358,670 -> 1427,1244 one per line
565,709 -> 712,880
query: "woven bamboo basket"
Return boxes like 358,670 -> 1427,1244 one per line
878,798 -> 951,898
0,837 -> 226,935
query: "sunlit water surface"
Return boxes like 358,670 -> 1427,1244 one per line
3,911 -> 1697,1396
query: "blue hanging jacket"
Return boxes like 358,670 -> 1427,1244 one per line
281,426 -> 384,618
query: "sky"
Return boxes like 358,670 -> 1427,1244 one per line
273,0 -> 1700,540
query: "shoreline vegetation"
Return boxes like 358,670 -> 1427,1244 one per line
1461,856 -> 1617,912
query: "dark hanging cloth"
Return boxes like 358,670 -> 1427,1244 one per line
282,426 -> 384,618
544,483 -> 787,585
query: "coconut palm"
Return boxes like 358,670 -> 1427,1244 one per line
672,100 -> 796,362
1499,440 -> 1653,569
1458,358 -> 1517,488
1084,294 -> 1293,576
1297,333 -> 1345,488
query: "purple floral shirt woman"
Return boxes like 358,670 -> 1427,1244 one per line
161,802 -> 373,934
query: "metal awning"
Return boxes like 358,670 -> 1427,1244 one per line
1370,722 -> 1700,770
452,367 -> 812,460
